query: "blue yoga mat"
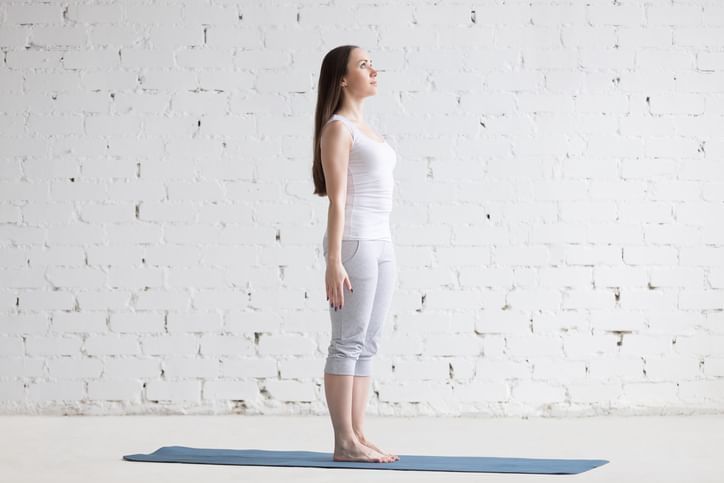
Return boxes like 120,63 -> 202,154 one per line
123,446 -> 609,474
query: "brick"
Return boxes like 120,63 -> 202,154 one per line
87,335 -> 145,356
0,338 -> 24,356
28,381 -> 84,401
163,357 -> 220,378
26,336 -> 83,356
512,380 -> 566,404
221,358 -> 276,378
507,335 -> 563,358
257,335 -> 316,356
378,381 -> 452,403
264,380 -> 316,402
679,380 -> 724,403
531,357 -> 587,381
392,358 -> 450,380
622,381 -> 679,404
200,334 -> 254,356
104,357 -> 161,378
588,356 -> 645,381
568,382 -> 622,403
47,357 -> 103,379
203,380 -> 259,400
703,358 -> 724,377
476,359 -> 531,380
141,335 -> 197,356
278,357 -> 323,379
425,334 -> 482,356
645,356 -> 702,381
146,381 -> 201,402
168,312 -> 225,334
0,382 -> 25,401
0,357 -> 43,377
454,381 -> 508,402
87,380 -> 142,401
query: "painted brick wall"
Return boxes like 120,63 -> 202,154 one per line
0,0 -> 723,416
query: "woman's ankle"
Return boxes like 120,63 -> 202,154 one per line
335,431 -> 359,447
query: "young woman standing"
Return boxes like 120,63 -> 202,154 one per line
312,45 -> 399,463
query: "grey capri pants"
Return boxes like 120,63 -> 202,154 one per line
322,234 -> 397,377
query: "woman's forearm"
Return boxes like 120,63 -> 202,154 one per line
326,202 -> 345,263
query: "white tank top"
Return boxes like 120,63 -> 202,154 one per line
324,113 -> 397,241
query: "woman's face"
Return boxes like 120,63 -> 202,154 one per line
342,48 -> 378,96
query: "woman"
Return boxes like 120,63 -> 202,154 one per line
312,45 -> 399,463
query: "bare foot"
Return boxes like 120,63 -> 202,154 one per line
334,438 -> 396,463
358,436 -> 400,462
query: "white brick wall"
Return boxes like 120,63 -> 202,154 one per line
0,0 -> 722,416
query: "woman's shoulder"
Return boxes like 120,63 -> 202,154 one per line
323,114 -> 356,144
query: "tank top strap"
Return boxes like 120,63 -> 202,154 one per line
325,114 -> 357,143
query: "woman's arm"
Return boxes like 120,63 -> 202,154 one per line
321,120 -> 353,263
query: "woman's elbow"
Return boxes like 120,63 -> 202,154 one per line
327,196 -> 345,209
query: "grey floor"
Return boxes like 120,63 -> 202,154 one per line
1,414 -> 722,482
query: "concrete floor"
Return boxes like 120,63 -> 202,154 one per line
0,414 -> 722,482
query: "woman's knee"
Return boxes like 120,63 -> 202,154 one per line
328,339 -> 364,358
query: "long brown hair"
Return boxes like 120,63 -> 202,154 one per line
312,45 -> 358,197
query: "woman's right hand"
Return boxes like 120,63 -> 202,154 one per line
326,260 -> 353,311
